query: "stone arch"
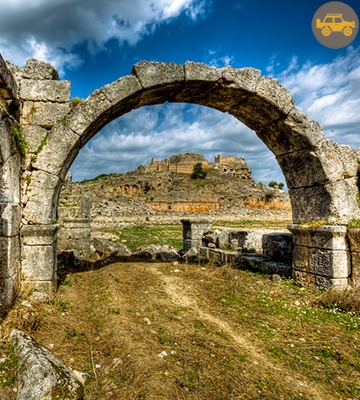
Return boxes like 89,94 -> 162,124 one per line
24,61 -> 360,227
15,60 -> 360,294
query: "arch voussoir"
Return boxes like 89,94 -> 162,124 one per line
32,124 -> 80,180
131,61 -> 185,89
23,170 -> 61,224
256,107 -> 324,157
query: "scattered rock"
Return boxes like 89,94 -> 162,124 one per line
93,237 -> 131,257
272,274 -> 282,283
10,329 -> 84,400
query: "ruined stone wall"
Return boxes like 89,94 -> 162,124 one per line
5,58 -> 72,296
0,55 -> 21,306
214,154 -> 244,164
149,201 -> 219,212
146,154 -> 210,174
57,172 -> 92,258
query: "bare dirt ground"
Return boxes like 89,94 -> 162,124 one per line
1,260 -> 359,400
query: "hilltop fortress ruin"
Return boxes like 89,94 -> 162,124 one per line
141,152 -> 252,180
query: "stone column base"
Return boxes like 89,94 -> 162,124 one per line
21,224 -> 60,299
288,224 -> 350,289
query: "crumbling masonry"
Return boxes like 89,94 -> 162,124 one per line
0,53 -> 360,305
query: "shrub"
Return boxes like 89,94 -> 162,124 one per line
191,162 -> 207,179
269,181 -> 284,190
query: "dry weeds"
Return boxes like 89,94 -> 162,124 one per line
1,262 -> 360,399
244,199 -> 292,211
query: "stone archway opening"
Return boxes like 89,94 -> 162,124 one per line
2,57 -> 360,302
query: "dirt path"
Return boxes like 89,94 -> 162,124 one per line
157,268 -> 336,400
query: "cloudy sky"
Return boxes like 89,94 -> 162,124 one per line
1,0 -> 359,185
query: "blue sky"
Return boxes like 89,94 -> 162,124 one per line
1,0 -> 359,185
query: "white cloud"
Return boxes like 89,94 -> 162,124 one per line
0,0 -> 208,74
273,47 -> 360,146
205,48 -> 234,67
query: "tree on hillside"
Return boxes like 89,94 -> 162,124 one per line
269,181 -> 284,190
191,162 -> 207,179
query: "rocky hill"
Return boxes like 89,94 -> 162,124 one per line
64,153 -> 290,219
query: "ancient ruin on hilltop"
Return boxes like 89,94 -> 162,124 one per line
141,152 -> 252,179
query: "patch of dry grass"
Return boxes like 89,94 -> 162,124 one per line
1,262 -> 360,399
245,198 -> 292,210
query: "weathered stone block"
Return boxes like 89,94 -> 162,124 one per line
21,101 -> 70,128
181,218 -> 212,252
256,107 -> 324,157
309,248 -> 350,278
62,219 -> 90,229
198,246 -> 209,258
184,62 -> 223,82
310,226 -> 348,250
1,153 -> 20,203
349,252 -> 360,281
21,245 -> 56,281
69,239 -> 91,252
262,233 -> 292,262
21,125 -> 48,153
101,75 -> 142,104
207,248 -> 223,261
347,228 -> 360,253
132,61 -> 184,88
241,254 -> 292,276
10,330 -> 84,400
20,79 -> 71,102
23,170 -> 61,224
0,273 -> 19,306
22,279 -> 56,295
289,225 -> 348,250
216,229 -> 231,249
0,53 -> 18,100
70,228 -> 90,240
292,245 -> 309,271
293,269 -> 348,289
21,225 -> 60,246
0,236 -> 20,278
0,112 -> 18,162
277,139 -> 358,189
0,203 -> 21,236
33,124 -> 80,177
289,177 -> 360,224
230,94 -> 287,131
255,76 -> 295,115
229,230 -> 263,253
23,58 -> 60,80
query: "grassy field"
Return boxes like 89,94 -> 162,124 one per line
1,261 -> 360,399
97,220 -> 291,251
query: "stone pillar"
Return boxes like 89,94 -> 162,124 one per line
181,218 -> 212,252
0,203 -> 21,306
288,224 -> 350,288
347,228 -> 360,281
21,225 -> 60,297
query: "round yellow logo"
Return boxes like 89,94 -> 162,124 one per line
312,2 -> 358,48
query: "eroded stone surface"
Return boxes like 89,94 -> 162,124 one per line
23,58 -> 60,80
10,329 -> 84,400
20,79 -> 71,102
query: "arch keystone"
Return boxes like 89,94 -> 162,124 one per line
131,61 -> 184,88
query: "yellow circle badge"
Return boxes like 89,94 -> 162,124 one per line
312,1 -> 358,48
